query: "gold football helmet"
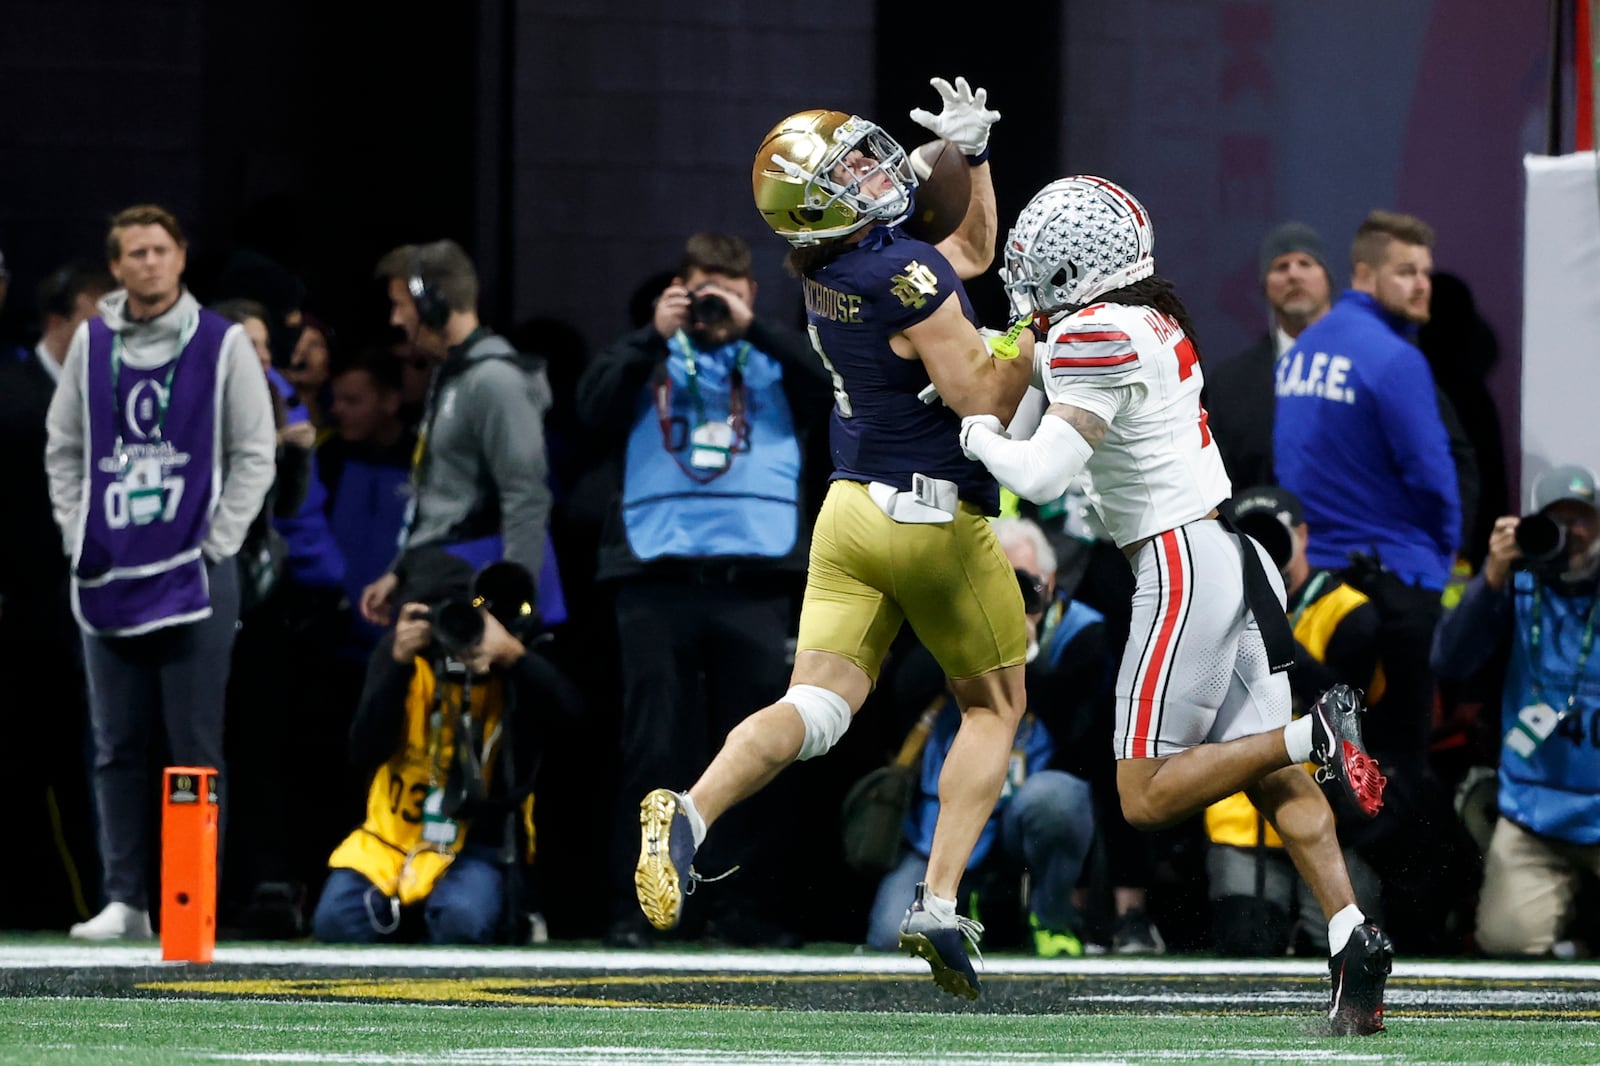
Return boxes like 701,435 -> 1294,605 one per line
752,109 -> 916,247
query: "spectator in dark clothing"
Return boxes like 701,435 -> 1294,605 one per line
576,232 -> 833,948
283,313 -> 334,428
0,246 -> 27,360
1206,222 -> 1334,490
210,297 -> 340,937
0,262 -> 113,929
390,341 -> 432,430
1419,273 -> 1510,570
320,352 -> 417,654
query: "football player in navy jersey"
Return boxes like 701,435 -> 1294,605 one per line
634,77 -> 1032,1000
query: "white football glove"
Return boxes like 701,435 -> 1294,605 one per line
909,76 -> 1000,158
959,414 -> 1006,461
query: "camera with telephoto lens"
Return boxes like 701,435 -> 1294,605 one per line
689,292 -> 730,328
1516,513 -> 1568,574
423,560 -> 541,662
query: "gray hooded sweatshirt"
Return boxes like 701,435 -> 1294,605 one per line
45,288 -> 277,563
404,330 -> 553,576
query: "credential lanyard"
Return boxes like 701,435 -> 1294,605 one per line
1287,571 -> 1332,631
1527,583 -> 1600,713
654,332 -> 751,483
109,315 -> 198,466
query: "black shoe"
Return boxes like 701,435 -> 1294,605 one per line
1111,909 -> 1166,955
704,908 -> 803,949
235,882 -> 306,940
1329,922 -> 1393,1036
604,917 -> 656,950
1309,684 -> 1387,818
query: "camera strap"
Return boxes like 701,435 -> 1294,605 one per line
653,332 -> 751,484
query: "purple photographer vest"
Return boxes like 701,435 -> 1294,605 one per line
71,311 -> 231,636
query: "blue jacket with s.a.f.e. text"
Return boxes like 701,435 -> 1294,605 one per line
1273,290 -> 1460,589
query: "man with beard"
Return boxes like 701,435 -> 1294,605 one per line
360,240 -> 555,627
1206,223 -> 1333,489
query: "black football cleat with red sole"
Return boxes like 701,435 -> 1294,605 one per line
1329,921 -> 1393,1036
1309,684 -> 1387,818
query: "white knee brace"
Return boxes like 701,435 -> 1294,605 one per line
786,684 -> 852,761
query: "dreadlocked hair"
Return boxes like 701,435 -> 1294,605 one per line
1092,275 -> 1205,364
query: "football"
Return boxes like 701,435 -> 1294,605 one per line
902,139 -> 971,244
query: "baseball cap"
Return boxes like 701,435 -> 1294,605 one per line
1530,464 -> 1598,513
1226,485 -> 1305,571
1259,222 -> 1330,284
394,546 -> 476,606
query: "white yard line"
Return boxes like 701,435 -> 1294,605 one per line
200,1050 -> 1394,1066
0,943 -> 1597,981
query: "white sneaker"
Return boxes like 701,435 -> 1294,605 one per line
69,902 -> 153,941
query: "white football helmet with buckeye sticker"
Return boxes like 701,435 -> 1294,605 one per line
1001,175 -> 1155,318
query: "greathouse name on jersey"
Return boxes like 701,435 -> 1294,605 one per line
803,277 -> 863,323
1276,350 -> 1356,404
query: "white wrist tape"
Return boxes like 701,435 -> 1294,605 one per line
967,413 -> 1093,504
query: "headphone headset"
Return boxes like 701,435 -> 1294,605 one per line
407,250 -> 451,332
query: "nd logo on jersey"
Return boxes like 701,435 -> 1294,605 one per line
890,262 -> 940,309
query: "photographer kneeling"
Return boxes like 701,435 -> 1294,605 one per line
1432,465 -> 1600,957
312,549 -> 578,944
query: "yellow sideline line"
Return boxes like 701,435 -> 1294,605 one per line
132,972 -> 1600,1021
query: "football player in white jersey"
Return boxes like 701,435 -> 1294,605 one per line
960,177 -> 1393,1037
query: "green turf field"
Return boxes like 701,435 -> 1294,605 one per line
1,942 -> 1596,1065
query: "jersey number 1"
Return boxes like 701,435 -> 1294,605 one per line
807,325 -> 854,418
1173,336 -> 1212,447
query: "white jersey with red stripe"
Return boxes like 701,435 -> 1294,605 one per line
1039,301 -> 1231,547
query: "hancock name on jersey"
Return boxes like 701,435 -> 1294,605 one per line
1275,350 -> 1356,405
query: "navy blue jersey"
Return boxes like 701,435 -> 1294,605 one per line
802,232 -> 999,512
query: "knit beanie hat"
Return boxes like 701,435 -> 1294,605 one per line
1259,222 -> 1330,284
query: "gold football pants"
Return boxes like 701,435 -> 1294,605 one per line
796,480 -> 1027,683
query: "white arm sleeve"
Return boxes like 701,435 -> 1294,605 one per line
964,413 -> 1094,504
1005,385 -> 1048,440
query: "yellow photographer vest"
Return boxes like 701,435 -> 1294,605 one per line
326,659 -> 526,905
